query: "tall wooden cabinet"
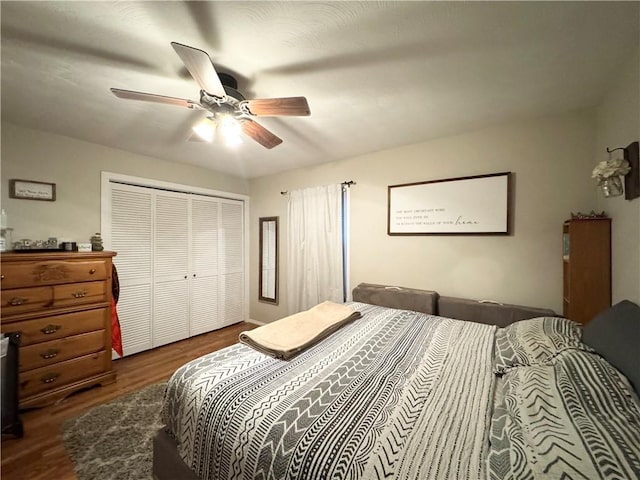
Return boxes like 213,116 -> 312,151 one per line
562,218 -> 611,324
0,251 -> 117,408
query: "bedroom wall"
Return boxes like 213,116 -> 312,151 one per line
0,122 -> 250,244
249,109 -> 598,323
594,50 -> 640,305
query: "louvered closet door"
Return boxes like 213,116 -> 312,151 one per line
110,183 -> 153,356
220,199 -> 244,327
153,191 -> 190,347
190,196 -> 221,336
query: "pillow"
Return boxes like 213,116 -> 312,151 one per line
583,300 -> 640,395
493,316 -> 592,374
486,348 -> 640,480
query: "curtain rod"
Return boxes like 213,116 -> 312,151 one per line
280,180 -> 356,195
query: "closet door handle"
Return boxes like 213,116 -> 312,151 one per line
9,296 -> 27,306
41,324 -> 61,335
72,290 -> 87,298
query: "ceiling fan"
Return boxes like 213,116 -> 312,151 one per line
111,42 -> 310,149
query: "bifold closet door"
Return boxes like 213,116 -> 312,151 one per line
220,199 -> 244,327
110,183 -> 153,356
153,192 -> 190,347
109,182 -> 245,356
190,197 -> 221,336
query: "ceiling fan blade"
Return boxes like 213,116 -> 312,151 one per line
170,42 -> 226,97
243,97 -> 310,116
241,119 -> 283,149
110,88 -> 197,109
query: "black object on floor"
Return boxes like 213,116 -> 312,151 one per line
1,332 -> 23,438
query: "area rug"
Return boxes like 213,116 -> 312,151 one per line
61,383 -> 166,480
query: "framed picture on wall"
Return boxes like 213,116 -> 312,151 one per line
9,179 -> 56,201
388,172 -> 512,235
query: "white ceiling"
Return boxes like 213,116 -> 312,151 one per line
1,1 -> 638,179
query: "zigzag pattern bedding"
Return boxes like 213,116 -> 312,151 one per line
493,316 -> 592,374
163,303 -> 497,480
487,348 -> 640,479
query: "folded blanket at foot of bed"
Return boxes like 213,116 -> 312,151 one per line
239,301 -> 362,359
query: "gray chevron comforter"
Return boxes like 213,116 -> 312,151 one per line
162,304 -> 640,480
163,302 -> 497,479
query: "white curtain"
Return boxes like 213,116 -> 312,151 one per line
287,184 -> 344,313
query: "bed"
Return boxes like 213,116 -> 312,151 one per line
153,284 -> 640,480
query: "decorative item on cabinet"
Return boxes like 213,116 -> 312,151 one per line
0,251 -> 117,408
562,217 -> 611,325
570,211 -> 607,220
12,237 -> 59,252
78,243 -> 92,252
0,209 -> 10,253
91,233 -> 104,252
0,229 -> 12,253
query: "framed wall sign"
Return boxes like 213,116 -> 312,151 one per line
388,172 -> 512,235
9,179 -> 56,201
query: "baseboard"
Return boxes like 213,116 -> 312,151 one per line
247,319 -> 266,326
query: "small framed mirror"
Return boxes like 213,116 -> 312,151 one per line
259,216 -> 278,304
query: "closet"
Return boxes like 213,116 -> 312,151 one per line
108,182 -> 245,356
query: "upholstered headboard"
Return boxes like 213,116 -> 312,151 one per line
351,283 -> 556,327
438,296 -> 556,327
352,283 -> 438,315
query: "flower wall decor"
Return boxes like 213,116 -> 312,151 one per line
592,157 -> 631,198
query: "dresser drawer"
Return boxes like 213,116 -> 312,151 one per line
3,308 -> 107,346
19,350 -> 107,399
53,281 -> 107,308
1,286 -> 53,315
1,260 -> 108,289
19,330 -> 105,372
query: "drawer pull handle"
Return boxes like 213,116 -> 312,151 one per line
72,290 -> 87,298
1,274 -> 5,280
41,324 -> 61,335
40,349 -> 60,360
89,268 -> 97,274
41,373 -> 60,384
9,296 -> 27,306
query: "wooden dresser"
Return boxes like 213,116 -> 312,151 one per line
1,251 -> 117,408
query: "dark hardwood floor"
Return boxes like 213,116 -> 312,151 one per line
0,321 -> 256,480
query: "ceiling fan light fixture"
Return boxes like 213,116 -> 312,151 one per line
224,132 -> 243,147
192,117 -> 216,142
218,115 -> 242,147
